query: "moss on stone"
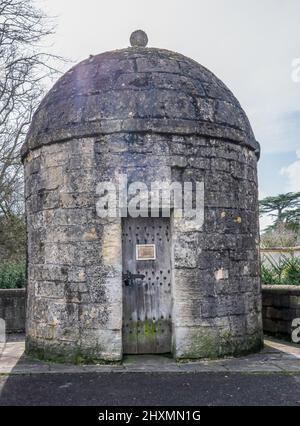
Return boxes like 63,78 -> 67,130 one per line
25,337 -> 121,365
175,331 -> 220,360
175,329 -> 263,361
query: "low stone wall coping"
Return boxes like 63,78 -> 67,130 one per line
0,288 -> 26,333
260,246 -> 300,252
262,285 -> 300,295
262,285 -> 300,339
0,288 -> 26,295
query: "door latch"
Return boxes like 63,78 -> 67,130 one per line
122,271 -> 145,286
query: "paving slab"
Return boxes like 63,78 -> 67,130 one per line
177,363 -> 228,372
264,338 -> 300,358
123,354 -> 181,372
273,361 -> 300,372
221,360 -> 283,373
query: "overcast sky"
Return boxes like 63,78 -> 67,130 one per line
36,0 -> 300,226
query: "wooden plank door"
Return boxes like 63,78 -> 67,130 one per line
122,217 -> 172,354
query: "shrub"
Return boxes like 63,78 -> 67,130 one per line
261,253 -> 300,285
261,264 -> 279,284
0,262 -> 26,289
281,257 -> 300,284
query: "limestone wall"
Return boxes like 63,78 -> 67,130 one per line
0,289 -> 26,333
262,285 -> 300,339
170,137 -> 262,358
25,139 -> 122,362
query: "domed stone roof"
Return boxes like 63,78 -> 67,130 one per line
22,33 -> 260,158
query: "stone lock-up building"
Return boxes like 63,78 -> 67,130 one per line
22,30 -> 263,362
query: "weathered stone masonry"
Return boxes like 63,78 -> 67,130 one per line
22,32 -> 263,362
0,289 -> 26,333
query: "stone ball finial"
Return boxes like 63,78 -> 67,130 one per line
130,30 -> 148,47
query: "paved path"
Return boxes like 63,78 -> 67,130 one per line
0,335 -> 299,374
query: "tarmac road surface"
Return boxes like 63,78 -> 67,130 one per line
0,372 -> 300,406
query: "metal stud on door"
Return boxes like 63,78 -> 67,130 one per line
122,217 -> 172,354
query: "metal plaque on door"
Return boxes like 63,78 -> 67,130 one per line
136,244 -> 156,260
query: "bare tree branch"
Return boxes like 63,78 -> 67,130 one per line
0,0 -> 66,217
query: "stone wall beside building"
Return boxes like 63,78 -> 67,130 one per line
0,289 -> 26,333
262,285 -> 300,339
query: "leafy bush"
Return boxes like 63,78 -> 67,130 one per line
261,254 -> 300,285
261,264 -> 279,284
0,262 -> 26,289
281,257 -> 300,284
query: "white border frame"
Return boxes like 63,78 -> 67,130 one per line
136,244 -> 156,261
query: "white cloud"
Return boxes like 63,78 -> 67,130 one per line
280,150 -> 300,191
